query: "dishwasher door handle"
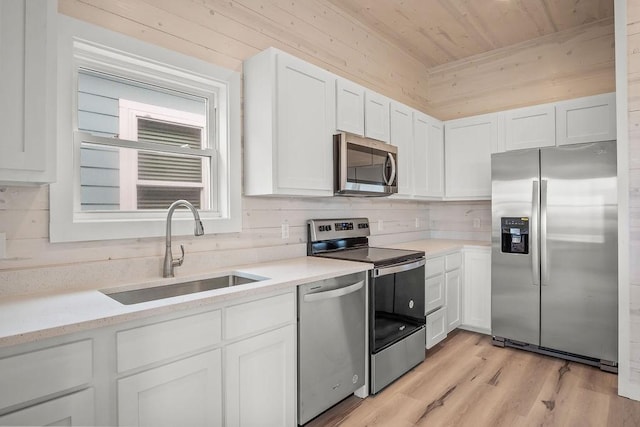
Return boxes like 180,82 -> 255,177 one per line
302,280 -> 364,303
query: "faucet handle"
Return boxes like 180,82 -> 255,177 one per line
172,244 -> 185,267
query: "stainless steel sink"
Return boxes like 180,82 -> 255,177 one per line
102,273 -> 268,305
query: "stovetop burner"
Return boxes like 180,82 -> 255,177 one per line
313,246 -> 423,267
307,218 -> 424,266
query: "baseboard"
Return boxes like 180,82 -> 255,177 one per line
458,324 -> 491,335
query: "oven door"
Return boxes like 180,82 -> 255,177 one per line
335,132 -> 398,196
370,259 -> 426,354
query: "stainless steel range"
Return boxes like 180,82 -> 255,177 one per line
307,218 -> 426,394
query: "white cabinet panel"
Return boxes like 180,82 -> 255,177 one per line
505,104 -> 555,151
0,340 -> 92,411
225,325 -> 295,427
444,113 -> 497,199
556,93 -> 616,146
244,48 -> 335,196
425,257 -> 445,278
364,91 -> 390,143
225,292 -> 295,340
445,269 -> 462,333
413,112 -> 444,199
445,252 -> 462,271
426,306 -> 447,349
427,120 -> 445,198
118,349 -> 222,427
390,102 -> 414,196
336,79 -> 365,136
0,0 -> 56,185
0,388 -> 94,427
276,55 -> 335,193
425,274 -> 445,314
463,248 -> 492,334
117,310 -> 221,372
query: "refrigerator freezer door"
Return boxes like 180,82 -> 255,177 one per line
540,141 -> 617,362
491,149 -> 541,345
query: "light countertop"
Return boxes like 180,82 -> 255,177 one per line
0,238 -> 489,349
388,239 -> 490,256
0,256 -> 372,348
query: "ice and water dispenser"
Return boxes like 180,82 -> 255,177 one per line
500,217 -> 529,254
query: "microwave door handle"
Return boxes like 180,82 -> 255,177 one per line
384,152 -> 396,185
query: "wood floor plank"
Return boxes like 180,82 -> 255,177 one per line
304,330 -> 640,426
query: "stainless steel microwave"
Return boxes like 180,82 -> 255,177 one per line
334,132 -> 398,196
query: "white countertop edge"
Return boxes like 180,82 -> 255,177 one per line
0,257 -> 372,348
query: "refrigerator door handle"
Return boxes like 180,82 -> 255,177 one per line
540,179 -> 549,285
531,180 -> 540,286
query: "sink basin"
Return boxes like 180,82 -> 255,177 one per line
103,273 -> 268,305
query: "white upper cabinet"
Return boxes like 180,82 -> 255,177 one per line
335,77 -> 390,143
504,104 -> 556,151
413,112 -> 444,199
444,113 -> 498,200
336,78 -> 365,136
556,92 -> 616,146
364,91 -> 391,143
0,0 -> 56,185
390,102 -> 414,196
244,48 -> 335,196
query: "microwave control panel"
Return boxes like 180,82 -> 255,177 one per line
501,217 -> 529,254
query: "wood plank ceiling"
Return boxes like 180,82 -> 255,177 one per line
328,0 -> 614,69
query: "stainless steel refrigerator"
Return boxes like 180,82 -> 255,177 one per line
491,141 -> 618,371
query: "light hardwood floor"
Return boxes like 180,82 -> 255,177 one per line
306,330 -> 640,427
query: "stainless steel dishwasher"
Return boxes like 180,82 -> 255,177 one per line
297,272 -> 366,425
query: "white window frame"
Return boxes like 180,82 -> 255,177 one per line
50,15 -> 241,242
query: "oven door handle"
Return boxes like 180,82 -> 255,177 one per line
373,258 -> 425,277
302,280 -> 364,303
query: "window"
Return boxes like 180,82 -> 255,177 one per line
50,15 -> 241,242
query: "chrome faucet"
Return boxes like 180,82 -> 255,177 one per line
163,200 -> 205,278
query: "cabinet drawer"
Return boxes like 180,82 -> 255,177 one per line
0,388 -> 94,426
426,307 -> 447,349
0,340 -> 92,411
425,257 -> 445,277
225,292 -> 295,340
445,252 -> 462,271
117,310 -> 221,373
425,275 -> 445,314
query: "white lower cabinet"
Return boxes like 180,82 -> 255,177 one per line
445,268 -> 462,333
0,388 -> 94,427
426,306 -> 447,349
225,325 -> 295,427
118,349 -> 222,427
462,248 -> 492,334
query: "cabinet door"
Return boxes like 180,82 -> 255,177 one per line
505,104 -> 555,151
390,102 -> 414,196
336,79 -> 364,135
427,120 -> 445,197
556,93 -> 616,146
426,306 -> 447,349
413,112 -> 429,197
444,113 -> 497,199
276,54 -> 335,194
225,325 -> 295,427
118,349 -> 222,427
463,249 -> 492,333
364,91 -> 390,143
0,0 -> 56,184
0,388 -> 94,426
425,274 -> 445,314
445,269 -> 462,333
